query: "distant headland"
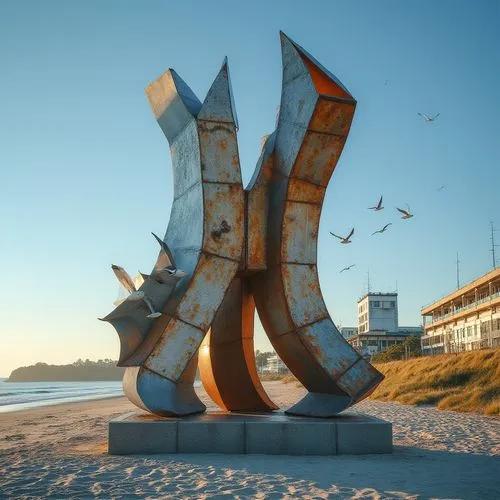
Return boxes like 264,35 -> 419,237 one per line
6,359 -> 124,382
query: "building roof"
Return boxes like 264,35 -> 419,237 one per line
421,267 -> 500,315
357,292 -> 397,303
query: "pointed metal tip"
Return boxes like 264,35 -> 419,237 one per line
111,264 -> 121,270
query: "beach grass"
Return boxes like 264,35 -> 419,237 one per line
281,349 -> 500,415
371,349 -> 500,415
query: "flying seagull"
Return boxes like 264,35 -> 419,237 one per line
368,196 -> 384,211
151,233 -> 187,280
397,206 -> 414,219
437,185 -> 445,192
418,112 -> 440,123
340,264 -> 355,273
372,223 -> 392,235
330,228 -> 354,244
111,264 -> 162,319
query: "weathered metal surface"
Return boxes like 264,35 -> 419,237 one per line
245,133 -> 275,272
298,318 -> 359,378
174,254 -> 240,331
337,357 -> 384,401
281,264 -> 329,326
202,183 -> 244,261
281,202 -> 320,264
198,277 -> 277,411
249,32 -> 383,416
103,32 -> 384,419
144,318 -> 204,381
124,357 -> 205,417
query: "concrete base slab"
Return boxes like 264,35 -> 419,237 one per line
109,411 -> 392,455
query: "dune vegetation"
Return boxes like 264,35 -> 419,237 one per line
370,349 -> 499,415
281,349 -> 500,416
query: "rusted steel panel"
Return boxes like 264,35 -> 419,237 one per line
287,178 -> 325,204
202,182 -> 244,261
198,122 -> 241,184
198,330 -> 226,409
281,263 -> 329,327
128,361 -> 205,417
268,331 -> 344,394
175,253 -> 239,331
298,318 -> 360,379
337,357 -> 384,401
245,134 -> 275,272
250,267 -> 295,338
199,277 -> 276,411
250,33 -> 383,416
165,182 -> 203,256
292,131 -> 346,187
170,120 -> 202,200
281,201 -> 320,264
144,318 -> 204,382
309,97 -> 356,136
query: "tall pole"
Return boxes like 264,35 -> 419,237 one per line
456,253 -> 460,290
490,221 -> 498,269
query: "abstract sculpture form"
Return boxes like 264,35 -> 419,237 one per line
101,32 -> 384,418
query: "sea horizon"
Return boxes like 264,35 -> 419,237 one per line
0,379 -> 124,414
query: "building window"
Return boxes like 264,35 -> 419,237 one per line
373,301 -> 380,308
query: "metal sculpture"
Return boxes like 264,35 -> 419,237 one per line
101,32 -> 384,418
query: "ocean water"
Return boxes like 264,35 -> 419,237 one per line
0,378 -> 124,414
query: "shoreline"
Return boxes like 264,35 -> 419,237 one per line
2,379 -> 499,419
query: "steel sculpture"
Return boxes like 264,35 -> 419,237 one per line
101,32 -> 384,418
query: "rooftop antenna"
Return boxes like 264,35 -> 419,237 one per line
456,252 -> 460,289
367,269 -> 371,294
490,221 -> 499,269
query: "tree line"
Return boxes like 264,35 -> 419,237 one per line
7,359 -> 124,382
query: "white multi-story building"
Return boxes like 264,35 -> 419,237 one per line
358,293 -> 398,334
421,268 -> 500,355
347,293 -> 422,357
340,327 -> 358,340
264,353 -> 289,374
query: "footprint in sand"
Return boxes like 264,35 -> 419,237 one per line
5,434 -> 25,441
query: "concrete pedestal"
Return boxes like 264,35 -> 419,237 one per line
108,411 -> 392,455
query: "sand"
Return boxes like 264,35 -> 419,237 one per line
1,381 -> 499,499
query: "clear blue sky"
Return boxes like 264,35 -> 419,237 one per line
1,0 -> 498,376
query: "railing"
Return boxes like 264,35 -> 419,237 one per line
425,292 -> 500,326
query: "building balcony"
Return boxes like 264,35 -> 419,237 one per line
424,292 -> 500,327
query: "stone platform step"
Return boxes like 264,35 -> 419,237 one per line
108,411 -> 392,455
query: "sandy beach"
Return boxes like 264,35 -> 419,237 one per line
1,381 -> 499,499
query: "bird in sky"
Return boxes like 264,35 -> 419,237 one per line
368,196 -> 384,211
372,223 -> 392,235
418,112 -> 440,123
437,185 -> 445,192
397,206 -> 414,219
339,264 -> 355,273
330,228 -> 354,244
